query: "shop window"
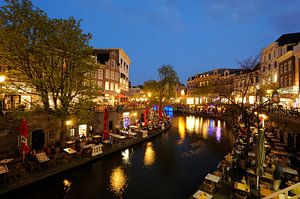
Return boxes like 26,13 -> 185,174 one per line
78,125 -> 87,138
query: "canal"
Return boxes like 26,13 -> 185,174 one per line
6,115 -> 234,199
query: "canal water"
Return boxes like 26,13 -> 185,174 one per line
6,115 -> 234,199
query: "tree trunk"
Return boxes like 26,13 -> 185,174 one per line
60,119 -> 67,148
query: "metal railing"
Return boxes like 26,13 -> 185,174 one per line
263,182 -> 300,199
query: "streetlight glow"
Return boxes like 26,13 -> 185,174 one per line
0,75 -> 6,82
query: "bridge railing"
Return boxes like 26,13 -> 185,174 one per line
263,182 -> 300,199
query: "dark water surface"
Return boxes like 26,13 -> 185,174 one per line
5,115 -> 234,199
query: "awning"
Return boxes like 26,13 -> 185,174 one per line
115,94 -> 126,99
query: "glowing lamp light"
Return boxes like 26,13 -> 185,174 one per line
0,75 -> 5,82
66,120 -> 72,126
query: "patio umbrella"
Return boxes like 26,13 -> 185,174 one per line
144,106 -> 148,126
103,107 -> 109,140
256,127 -> 265,189
19,118 -> 30,155
158,105 -> 162,121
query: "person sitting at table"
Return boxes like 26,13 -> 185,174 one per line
273,163 -> 283,191
241,176 -> 247,184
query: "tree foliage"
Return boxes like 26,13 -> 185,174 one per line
143,65 -> 179,105
0,0 -> 101,146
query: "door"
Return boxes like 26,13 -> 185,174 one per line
32,130 -> 45,151
109,121 -> 113,131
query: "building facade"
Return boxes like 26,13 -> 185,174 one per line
93,48 -> 131,105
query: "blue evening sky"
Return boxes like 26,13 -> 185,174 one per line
20,1 -> 300,85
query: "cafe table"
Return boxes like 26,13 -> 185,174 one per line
63,147 -> 77,154
282,167 -> 299,175
274,142 -> 287,147
274,146 -> 285,151
0,165 -> 9,175
260,187 -> 273,197
192,190 -> 212,199
234,182 -> 250,193
0,158 -> 13,164
271,150 -> 289,157
36,152 -> 50,163
205,173 -> 220,183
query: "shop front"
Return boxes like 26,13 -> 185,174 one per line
122,112 -> 130,129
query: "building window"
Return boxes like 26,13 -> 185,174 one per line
110,71 -> 114,80
70,128 -> 75,139
115,73 -> 119,81
105,81 -> 109,90
97,81 -> 103,88
106,70 -> 111,79
49,130 -> 55,140
284,76 -> 288,87
289,74 -> 292,86
111,60 -> 116,68
268,64 -> 271,70
280,77 -> 283,87
110,82 -> 114,91
284,63 -> 287,73
98,69 -> 103,80
280,65 -> 283,74
288,61 -> 292,71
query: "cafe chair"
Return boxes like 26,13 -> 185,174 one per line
234,192 -> 247,199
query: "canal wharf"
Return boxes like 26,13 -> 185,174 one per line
0,124 -> 171,196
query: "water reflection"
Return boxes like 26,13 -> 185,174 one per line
63,179 -> 72,198
122,149 -> 133,165
177,117 -> 185,145
185,116 -> 226,141
144,142 -> 156,167
110,167 -> 127,197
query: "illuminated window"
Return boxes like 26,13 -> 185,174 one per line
110,82 -> 114,91
70,128 -> 75,138
105,81 -> 109,90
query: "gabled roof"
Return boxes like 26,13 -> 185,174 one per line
276,32 -> 300,46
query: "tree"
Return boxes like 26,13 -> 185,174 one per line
158,64 -> 179,103
0,0 -> 100,147
143,65 -> 179,105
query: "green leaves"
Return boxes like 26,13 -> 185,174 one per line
143,65 -> 179,105
0,0 -> 99,122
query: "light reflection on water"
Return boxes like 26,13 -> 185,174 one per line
177,117 -> 185,145
143,142 -> 156,167
109,167 -> 127,197
181,116 -> 228,156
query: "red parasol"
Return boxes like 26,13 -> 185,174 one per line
144,106 -> 149,126
158,105 -> 162,121
103,107 -> 109,140
19,118 -> 30,155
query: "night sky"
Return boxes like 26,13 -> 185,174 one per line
8,1 -> 300,85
